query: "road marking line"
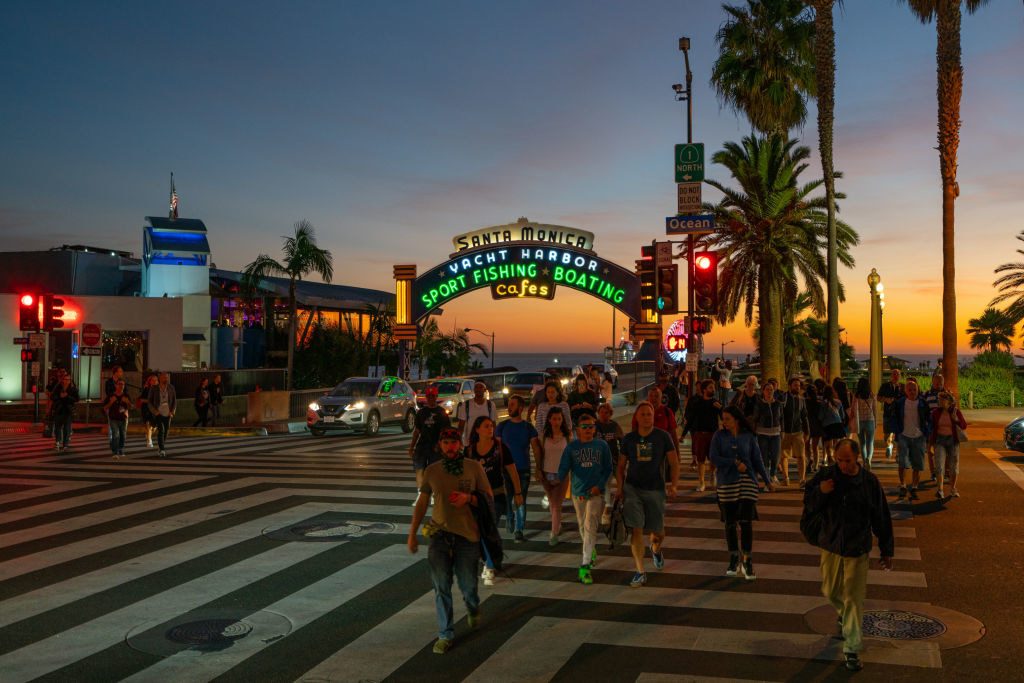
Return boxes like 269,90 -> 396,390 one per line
978,448 -> 1024,494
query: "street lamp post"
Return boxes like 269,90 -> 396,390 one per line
868,269 -> 884,420
721,339 -> 735,359
463,327 -> 495,370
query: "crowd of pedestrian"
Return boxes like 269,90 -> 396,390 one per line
406,361 -> 972,672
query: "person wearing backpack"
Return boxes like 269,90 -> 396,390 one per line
802,439 -> 894,672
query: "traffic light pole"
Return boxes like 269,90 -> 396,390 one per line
682,38 -> 696,400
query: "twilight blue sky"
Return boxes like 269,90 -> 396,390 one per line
2,1 -> 1022,353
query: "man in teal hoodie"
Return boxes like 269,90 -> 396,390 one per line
557,412 -> 613,584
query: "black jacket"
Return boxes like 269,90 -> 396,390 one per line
803,466 -> 894,558
50,384 -> 79,417
782,393 -> 809,434
470,489 -> 503,571
683,395 -> 721,436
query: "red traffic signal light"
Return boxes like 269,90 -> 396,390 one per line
692,251 -> 719,314
42,294 -> 65,330
19,293 -> 40,331
665,334 -> 687,352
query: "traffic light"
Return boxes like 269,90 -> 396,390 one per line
638,245 -> 656,311
41,294 -> 65,330
692,316 -> 712,335
20,349 -> 40,363
656,265 -> 678,314
693,251 -> 719,314
19,294 -> 40,331
665,334 -> 687,353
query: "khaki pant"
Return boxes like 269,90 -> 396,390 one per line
820,550 -> 869,653
572,494 -> 604,567
780,431 -> 805,483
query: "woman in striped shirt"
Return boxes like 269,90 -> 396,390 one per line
709,405 -> 774,581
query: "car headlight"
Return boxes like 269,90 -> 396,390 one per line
308,402 -> 320,411
345,401 -> 365,411
443,399 -> 454,408
502,387 -> 509,394
560,378 -> 570,385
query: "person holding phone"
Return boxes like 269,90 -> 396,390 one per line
803,439 -> 895,672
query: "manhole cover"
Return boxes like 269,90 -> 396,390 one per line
166,618 -> 253,645
263,515 -> 396,542
862,610 -> 947,639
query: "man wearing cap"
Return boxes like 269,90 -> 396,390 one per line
409,427 -> 492,654
409,384 -> 451,493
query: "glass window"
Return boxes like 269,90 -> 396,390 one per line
330,380 -> 379,397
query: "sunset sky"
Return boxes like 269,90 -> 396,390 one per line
3,1 -> 1023,357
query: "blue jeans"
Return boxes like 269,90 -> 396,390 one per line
757,434 -> 781,480
108,419 -> 127,453
505,468 -> 531,533
54,414 -> 73,447
858,420 -> 876,468
428,532 -> 480,640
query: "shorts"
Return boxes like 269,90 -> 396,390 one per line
897,434 -> 926,471
691,430 -> 714,465
622,482 -> 666,533
412,449 -> 440,471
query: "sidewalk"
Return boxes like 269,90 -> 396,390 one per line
0,420 -> 284,437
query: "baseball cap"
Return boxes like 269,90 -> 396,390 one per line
439,427 -> 462,442
424,385 -> 439,397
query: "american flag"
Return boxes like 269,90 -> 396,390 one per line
169,173 -> 178,219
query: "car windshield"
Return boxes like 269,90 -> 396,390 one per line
509,373 -> 546,385
330,380 -> 379,397
433,381 -> 463,394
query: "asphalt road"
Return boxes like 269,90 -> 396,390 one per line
0,419 -> 1020,681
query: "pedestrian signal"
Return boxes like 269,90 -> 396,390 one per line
692,316 -> 712,335
665,334 -> 687,352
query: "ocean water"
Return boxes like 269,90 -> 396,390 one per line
471,351 -> 984,371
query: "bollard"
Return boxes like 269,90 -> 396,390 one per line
1013,388 -> 1016,408
969,391 -> 974,410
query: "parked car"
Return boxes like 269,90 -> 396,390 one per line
501,371 -> 557,407
1004,416 -> 1024,452
410,378 -> 476,415
307,376 -> 417,437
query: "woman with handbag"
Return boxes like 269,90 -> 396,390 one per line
929,391 -> 967,499
849,378 -> 878,469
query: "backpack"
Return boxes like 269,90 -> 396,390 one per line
603,499 -> 629,550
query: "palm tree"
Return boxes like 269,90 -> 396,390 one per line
363,302 -> 394,377
241,220 -> 333,390
989,230 -> 1024,322
804,0 -> 842,381
711,0 -> 816,136
899,0 -> 992,398
699,134 -> 858,382
966,308 -> 1015,353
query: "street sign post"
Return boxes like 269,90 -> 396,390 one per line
666,214 -> 715,235
28,333 -> 45,350
674,143 -> 705,183
80,346 -> 101,356
81,323 -> 102,348
12,337 -> 28,345
655,241 -> 673,267
676,182 -> 702,214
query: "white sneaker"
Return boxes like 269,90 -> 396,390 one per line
696,483 -> 706,492
147,441 -> 154,448
481,567 -> 495,586
951,488 -> 960,498
541,495 -> 550,509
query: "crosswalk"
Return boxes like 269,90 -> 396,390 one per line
0,427 -> 941,681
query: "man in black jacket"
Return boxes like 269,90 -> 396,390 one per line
803,439 -> 894,672
682,379 -> 721,492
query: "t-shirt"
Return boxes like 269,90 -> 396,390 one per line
621,427 -> 676,491
466,441 -> 512,493
458,399 -> 497,442
414,406 -> 450,455
541,435 -> 568,474
902,399 -> 922,438
495,419 -> 538,471
922,388 -> 942,411
106,393 -> 131,421
594,419 -> 624,460
419,459 -> 490,542
567,389 -> 599,423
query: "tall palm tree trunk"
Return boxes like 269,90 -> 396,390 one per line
937,0 -> 962,398
758,271 -> 785,383
814,1 -> 841,382
287,279 -> 297,390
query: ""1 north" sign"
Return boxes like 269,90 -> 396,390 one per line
674,143 -> 704,183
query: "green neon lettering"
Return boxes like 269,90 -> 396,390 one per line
421,294 -> 433,308
527,263 -> 536,277
588,274 -> 600,291
613,289 -> 624,303
498,265 -> 510,279
457,274 -> 466,288
554,266 -> 564,281
473,269 -> 483,284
